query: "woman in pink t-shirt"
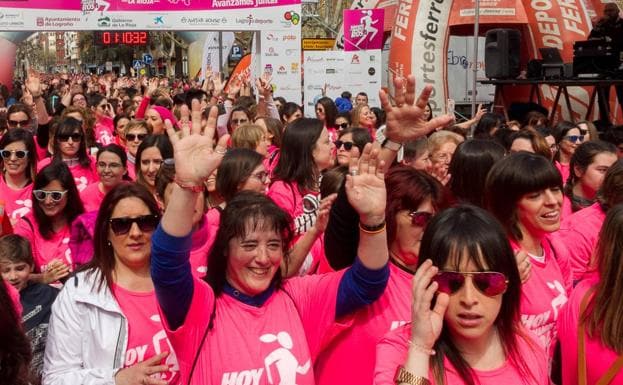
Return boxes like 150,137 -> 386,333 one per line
374,205 -> 549,385
38,117 -> 98,192
558,204 -> 623,385
43,183 -> 179,385
268,118 -> 336,275
88,93 -> 115,145
14,162 -> 84,284
554,121 -> 583,183
562,141 -> 617,217
485,152 -> 572,362
135,135 -> 173,199
80,144 -> 129,212
0,128 -> 37,224
152,114 -> 390,385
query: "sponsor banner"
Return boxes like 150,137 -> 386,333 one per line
0,0 -> 300,11
303,50 -> 381,116
447,36 -> 494,103
302,38 -> 335,50
334,0 -> 397,50
260,29 -> 302,103
343,8 -> 384,51
449,0 -> 528,25
201,31 -> 235,79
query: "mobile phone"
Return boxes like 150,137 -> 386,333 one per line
446,99 -> 455,116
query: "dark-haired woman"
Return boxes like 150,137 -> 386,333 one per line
268,118 -> 335,274
80,144 -> 129,212
38,117 -> 97,192
0,128 -> 37,223
0,279 -> 33,385
554,121 -> 583,183
14,162 -> 84,283
375,205 -> 548,385
315,97 -> 339,141
558,204 -> 623,385
135,134 -> 173,198
335,127 -> 373,166
151,107 -> 389,385
44,182 -> 178,385
485,152 -> 571,360
562,140 -> 617,218
281,102 -> 303,124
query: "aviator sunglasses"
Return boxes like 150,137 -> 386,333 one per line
109,214 -> 160,235
433,271 -> 509,297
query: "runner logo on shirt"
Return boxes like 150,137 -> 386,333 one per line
220,331 -> 311,385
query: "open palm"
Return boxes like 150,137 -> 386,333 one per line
345,144 -> 386,221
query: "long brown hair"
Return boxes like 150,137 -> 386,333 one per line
583,204 -> 623,352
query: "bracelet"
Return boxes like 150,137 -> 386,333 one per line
408,340 -> 436,356
174,177 -> 205,193
359,220 -> 386,234
394,366 -> 431,385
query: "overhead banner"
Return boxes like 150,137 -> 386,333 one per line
343,9 -> 385,51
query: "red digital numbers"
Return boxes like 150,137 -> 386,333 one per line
96,31 -> 148,46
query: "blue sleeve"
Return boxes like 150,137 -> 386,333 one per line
151,224 -> 194,330
335,256 -> 389,319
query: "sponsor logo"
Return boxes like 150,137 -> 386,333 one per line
100,16 -> 137,28
368,67 -> 376,76
168,0 -> 191,5
285,49 -> 297,56
97,16 -> 111,27
154,16 -> 165,25
305,56 -> 324,63
290,63 -> 299,73
0,10 -> 23,26
36,16 -> 81,28
282,34 -> 297,41
180,16 -> 227,25
263,64 -> 273,75
265,47 -> 279,57
277,65 -> 287,74
282,11 -> 300,25
265,33 -> 279,41
351,54 -> 360,64
236,14 -> 273,25
212,0 -> 254,7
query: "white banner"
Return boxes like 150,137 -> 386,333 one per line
446,36 -> 494,104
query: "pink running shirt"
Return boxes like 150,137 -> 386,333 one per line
114,284 -> 180,384
160,271 -> 345,385
188,209 -> 221,278
0,177 -> 32,224
315,263 -> 413,385
13,214 -> 72,273
558,274 -> 623,385
374,323 -> 549,385
556,161 -> 570,184
79,182 -> 105,213
38,157 -> 98,192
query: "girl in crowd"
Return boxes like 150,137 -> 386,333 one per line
316,167 -> 448,385
113,113 -> 130,148
428,130 -> 464,185
0,277 -> 33,385
144,105 -> 177,135
400,138 -> 432,172
230,123 -> 271,158
536,125 -> 558,160
0,128 -> 37,223
80,144 -> 129,212
227,106 -> 252,133
254,116 -> 283,169
124,120 -> 150,180
335,111 -> 351,131
39,117 -> 97,192
281,102 -> 303,124
448,139 -> 505,208
350,104 -> 376,139
268,118 -> 335,274
423,103 -> 433,121
88,93 -> 115,145
7,103 -> 47,159
576,120 -> 599,142
44,183 -> 178,385
473,112 -> 503,138
485,152 -> 571,359
61,105 -> 97,150
558,204 -> 623,385
335,127 -> 372,166
151,114 -> 390,385
135,134 -> 173,197
508,129 -> 552,160
14,162 -> 84,283
315,97 -> 338,140
554,121 -> 584,182
562,141 -> 617,217
374,205 -> 548,385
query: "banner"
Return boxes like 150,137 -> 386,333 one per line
260,29 -> 303,103
343,9 -> 384,51
334,0 -> 397,49
201,32 -> 235,80
446,36 -> 494,103
449,0 -> 528,26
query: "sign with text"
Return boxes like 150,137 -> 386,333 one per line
343,8 -> 384,51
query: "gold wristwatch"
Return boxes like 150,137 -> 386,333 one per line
394,366 -> 431,385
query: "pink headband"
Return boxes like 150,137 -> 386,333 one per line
149,106 -> 178,128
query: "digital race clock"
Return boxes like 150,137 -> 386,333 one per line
94,31 -> 149,46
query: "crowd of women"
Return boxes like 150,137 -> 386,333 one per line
1,70 -> 623,385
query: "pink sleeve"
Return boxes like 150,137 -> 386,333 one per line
374,324 -> 410,385
135,96 -> 151,119
13,216 -> 34,241
267,181 -> 297,218
547,234 -> 573,293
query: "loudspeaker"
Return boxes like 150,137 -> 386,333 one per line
485,29 -> 521,79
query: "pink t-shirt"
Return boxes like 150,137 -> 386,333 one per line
160,271 -> 345,385
95,117 -> 115,146
268,180 -> 323,275
374,324 -> 549,385
114,284 -> 180,384
556,203 -> 605,282
511,238 -> 570,358
556,161 -> 570,184
315,263 -> 413,385
38,157 -> 98,192
561,195 -> 573,220
79,182 -> 105,213
13,214 -> 72,272
0,177 -> 32,224
188,210 -> 221,278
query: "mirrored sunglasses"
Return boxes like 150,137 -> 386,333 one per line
434,271 -> 509,297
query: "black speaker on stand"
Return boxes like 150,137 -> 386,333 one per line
485,29 -> 521,79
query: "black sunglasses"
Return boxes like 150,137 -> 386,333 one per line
126,133 -> 147,142
408,211 -> 433,227
337,123 -> 349,129
335,140 -> 354,151
0,149 -> 29,159
109,214 -> 160,235
7,118 -> 31,127
57,133 -> 83,142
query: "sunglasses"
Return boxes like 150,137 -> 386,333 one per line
126,133 -> 147,142
231,119 -> 248,124
109,214 -> 160,236
335,140 -> 354,151
564,135 -> 584,143
57,133 -> 83,142
7,118 -> 31,127
434,271 -> 509,297
33,189 -> 68,202
0,149 -> 29,159
250,171 -> 269,183
337,123 -> 349,129
408,211 -> 433,227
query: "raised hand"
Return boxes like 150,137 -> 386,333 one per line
25,71 -> 42,97
515,250 -> 531,283
312,193 -> 337,233
255,73 -> 273,100
165,100 -> 229,185
145,78 -> 159,97
43,259 -> 70,283
381,75 -> 454,143
409,260 -> 449,351
114,352 -> 169,385
345,143 -> 386,225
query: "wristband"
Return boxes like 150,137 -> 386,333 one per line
359,221 -> 386,234
174,177 -> 205,193
382,138 -> 402,152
